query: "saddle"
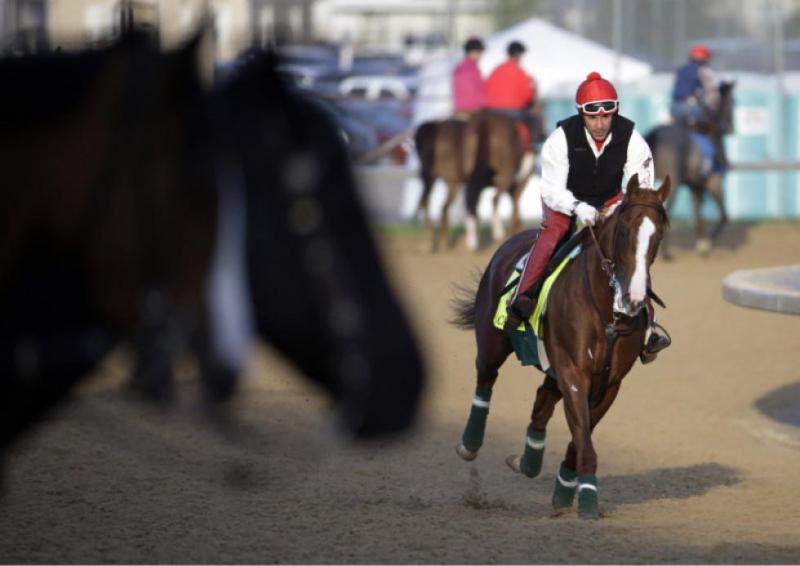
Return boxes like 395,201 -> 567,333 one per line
493,239 -> 583,370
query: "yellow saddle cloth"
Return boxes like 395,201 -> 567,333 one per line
493,245 -> 582,338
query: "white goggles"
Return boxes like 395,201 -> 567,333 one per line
577,99 -> 619,115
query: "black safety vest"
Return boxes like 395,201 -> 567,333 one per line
557,113 -> 635,209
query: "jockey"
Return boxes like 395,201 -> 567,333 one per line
485,40 -> 538,151
671,43 -> 720,128
504,71 -> 670,362
452,37 -> 486,119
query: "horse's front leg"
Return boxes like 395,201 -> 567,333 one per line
457,326 -> 513,461
691,186 -> 711,256
556,367 -> 600,518
506,372 -> 561,477
554,382 -> 622,518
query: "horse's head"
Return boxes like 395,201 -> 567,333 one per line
717,80 -> 736,135
604,175 -> 671,317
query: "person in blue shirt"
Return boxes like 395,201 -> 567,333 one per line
671,44 -> 720,128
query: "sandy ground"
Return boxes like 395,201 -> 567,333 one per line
2,222 -> 800,564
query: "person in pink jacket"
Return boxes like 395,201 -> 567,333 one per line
452,37 -> 486,118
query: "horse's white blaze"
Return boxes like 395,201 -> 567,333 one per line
630,216 -> 656,303
472,397 -> 490,409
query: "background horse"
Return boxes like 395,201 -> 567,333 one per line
461,109 -> 538,251
0,32 -> 423,452
414,108 -> 541,253
645,81 -> 735,257
451,176 -> 671,518
414,118 -> 467,252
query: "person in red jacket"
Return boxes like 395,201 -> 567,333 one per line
485,40 -> 538,149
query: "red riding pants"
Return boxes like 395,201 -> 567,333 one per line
515,204 -> 571,299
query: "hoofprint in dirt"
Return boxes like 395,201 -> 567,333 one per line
1,223 -> 800,563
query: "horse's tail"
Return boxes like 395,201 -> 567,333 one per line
449,270 -> 482,330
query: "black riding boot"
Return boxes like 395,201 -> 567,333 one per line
640,327 -> 672,364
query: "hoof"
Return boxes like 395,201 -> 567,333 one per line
505,454 -> 522,473
456,443 -> 478,461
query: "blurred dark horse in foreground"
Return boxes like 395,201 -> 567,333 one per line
0,33 -> 423,452
414,108 -> 542,252
645,81 -> 735,258
451,176 -> 671,518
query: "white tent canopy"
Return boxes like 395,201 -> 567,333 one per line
414,17 -> 652,124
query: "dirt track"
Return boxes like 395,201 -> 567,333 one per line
2,223 -> 800,564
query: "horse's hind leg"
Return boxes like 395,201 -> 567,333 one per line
506,371 -> 562,477
691,186 -> 711,256
457,328 -> 513,461
706,173 -> 728,243
440,180 -> 461,250
552,383 -> 621,518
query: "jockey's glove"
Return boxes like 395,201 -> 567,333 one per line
574,202 -> 598,226
504,294 -> 535,333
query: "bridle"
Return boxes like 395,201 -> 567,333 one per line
583,200 -> 668,381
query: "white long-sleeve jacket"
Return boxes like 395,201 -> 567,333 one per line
538,123 -> 655,215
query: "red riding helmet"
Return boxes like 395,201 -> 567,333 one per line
575,71 -> 619,115
689,44 -> 711,62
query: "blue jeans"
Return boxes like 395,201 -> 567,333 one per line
670,99 -> 708,127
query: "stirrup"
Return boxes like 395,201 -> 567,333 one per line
639,323 -> 671,364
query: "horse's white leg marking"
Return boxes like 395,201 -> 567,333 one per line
630,217 -> 655,303
491,207 -> 505,241
516,151 -> 535,181
472,396 -> 490,409
465,215 -> 479,251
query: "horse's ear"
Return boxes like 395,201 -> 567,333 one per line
657,175 -> 672,204
625,174 -> 640,199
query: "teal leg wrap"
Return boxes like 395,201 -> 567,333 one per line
461,388 -> 492,452
551,463 -> 577,509
577,474 -> 599,519
519,425 -> 545,478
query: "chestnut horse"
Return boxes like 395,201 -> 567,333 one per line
414,109 -> 540,252
451,175 -> 671,518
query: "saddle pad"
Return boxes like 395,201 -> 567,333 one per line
493,244 -> 582,337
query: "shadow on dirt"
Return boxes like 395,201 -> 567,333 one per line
755,381 -> 800,428
601,462 -> 741,510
